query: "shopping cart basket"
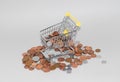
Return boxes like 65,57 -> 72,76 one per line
40,13 -> 81,49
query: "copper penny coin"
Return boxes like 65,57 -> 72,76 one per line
95,49 -> 101,53
42,67 -> 50,72
34,47 -> 40,52
84,46 -> 92,51
50,65 -> 56,70
40,59 -> 46,64
65,58 -> 72,63
24,65 -> 29,69
80,55 -> 87,61
86,56 -> 91,59
83,50 -> 88,54
31,62 -> 37,68
77,61 -> 82,65
88,50 -> 94,55
77,43 -> 83,48
74,58 -> 79,63
75,53 -> 81,56
37,46 -> 43,50
68,40 -> 74,47
74,47 -> 78,52
52,31 -> 59,36
25,60 -> 33,67
54,63 -> 60,68
22,53 -> 28,57
91,54 -> 97,58
59,63 -> 66,70
27,49 -> 36,55
29,67 -> 34,71
54,48 -> 60,51
58,57 -> 65,62
22,55 -> 31,63
71,62 -> 78,68
39,54 -> 44,59
36,64 -> 43,70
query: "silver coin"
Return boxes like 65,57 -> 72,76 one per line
47,41 -> 52,47
32,56 -> 40,62
101,60 -> 107,64
83,60 -> 88,64
66,67 -> 72,73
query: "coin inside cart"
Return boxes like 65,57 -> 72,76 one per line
47,41 -> 52,47
66,67 -> 72,73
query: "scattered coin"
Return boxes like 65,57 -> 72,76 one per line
31,62 -> 37,68
83,50 -> 88,54
59,63 -> 66,70
71,62 -> 78,68
91,54 -> 97,58
39,54 -> 44,59
86,56 -> 91,59
37,46 -> 44,50
36,64 -> 43,70
25,60 -> 33,67
58,57 -> 65,62
77,61 -> 82,65
80,55 -> 87,61
54,48 -> 60,51
42,67 -> 50,72
22,53 -> 28,57
54,63 -> 60,68
40,59 -> 47,64
65,58 -> 72,63
77,43 -> 83,48
50,65 -> 56,70
88,50 -> 94,55
29,67 -> 34,71
22,55 -> 30,63
95,49 -> 101,53
32,56 -> 40,62
24,65 -> 29,69
84,46 -> 92,51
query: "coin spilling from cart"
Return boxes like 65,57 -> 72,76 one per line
22,13 -> 105,73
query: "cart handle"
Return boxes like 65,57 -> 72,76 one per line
65,12 -> 81,27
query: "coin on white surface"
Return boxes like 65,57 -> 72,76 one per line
32,56 -> 40,62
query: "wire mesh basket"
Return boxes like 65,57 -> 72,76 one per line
40,13 -> 81,49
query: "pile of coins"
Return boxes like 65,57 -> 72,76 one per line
22,41 -> 101,72
45,31 -> 70,48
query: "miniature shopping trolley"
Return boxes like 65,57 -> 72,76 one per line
40,13 -> 81,49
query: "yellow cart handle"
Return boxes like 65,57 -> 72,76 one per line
65,12 -> 81,27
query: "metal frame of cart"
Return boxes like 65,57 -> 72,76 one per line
40,13 -> 81,49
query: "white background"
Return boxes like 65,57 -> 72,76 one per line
0,0 -> 120,82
